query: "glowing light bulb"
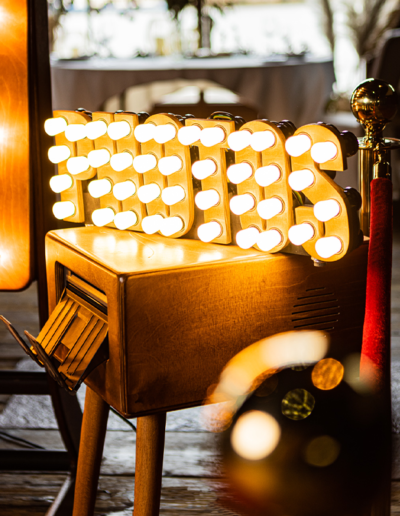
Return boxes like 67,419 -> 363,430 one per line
142,214 -> 164,234
255,165 -> 281,187
110,152 -> 133,172
113,180 -> 136,201
160,216 -> 184,236
227,163 -> 252,184
257,229 -> 282,251
228,130 -> 251,151
107,121 -> 131,140
158,156 -> 182,176
285,134 -> 312,157
134,123 -> 156,143
86,120 -> 107,140
315,236 -> 342,259
50,174 -> 73,193
311,142 -> 337,164
178,125 -> 201,146
88,178 -> 112,198
114,210 -> 138,230
314,199 -> 341,221
288,223 -> 315,245
250,130 -> 276,152
288,169 -> 315,191
44,117 -> 67,136
230,194 -> 255,215
154,124 -> 177,144
92,207 -> 115,227
88,149 -> 111,168
66,156 -> 90,175
133,154 -> 157,173
65,124 -> 86,142
195,189 -> 220,210
48,145 -> 71,164
52,201 -> 75,220
236,227 -> 260,249
161,186 -> 185,206
200,127 -> 225,147
138,183 -> 161,203
198,221 -> 222,242
257,197 -> 283,220
192,159 -> 216,180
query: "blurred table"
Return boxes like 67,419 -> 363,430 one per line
50,55 -> 335,127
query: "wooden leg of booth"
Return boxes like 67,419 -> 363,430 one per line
133,413 -> 167,516
72,387 -> 110,516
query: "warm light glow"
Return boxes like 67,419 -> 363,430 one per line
65,124 -> 86,142
158,156 -> 182,176
88,178 -> 112,198
285,134 -> 312,157
304,436 -> 340,467
227,163 -> 252,184
195,189 -> 220,210
178,125 -> 201,146
161,185 -> 185,206
315,236 -> 342,258
133,154 -> 157,173
250,130 -> 276,152
142,214 -> 164,234
227,130 -> 252,151
107,121 -> 131,140
314,199 -> 341,222
134,123 -> 156,143
236,227 -> 260,249
44,117 -> 67,136
200,127 -> 225,147
288,169 -> 315,191
198,221 -> 222,242
137,183 -> 161,203
110,152 -> 133,172
113,180 -> 136,201
192,159 -> 216,180
48,145 -> 71,164
288,223 -> 315,245
282,388 -> 315,420
114,210 -> 138,230
254,165 -> 281,187
257,197 -> 283,220
257,229 -> 282,251
231,411 -> 281,461
311,141 -> 337,163
312,358 -> 344,391
50,174 -> 73,193
230,194 -> 255,215
52,201 -> 75,220
86,120 -> 108,140
154,124 -> 177,144
92,207 -> 115,227
66,156 -> 90,175
160,216 -> 184,236
88,149 -> 111,168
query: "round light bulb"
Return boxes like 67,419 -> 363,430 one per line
314,199 -> 341,222
138,183 -> 161,203
113,180 -> 136,201
197,221 -> 222,242
86,120 -> 108,140
52,201 -> 75,220
107,121 -> 131,140
142,214 -> 164,234
92,207 -> 115,227
228,130 -> 252,151
311,141 -> 337,164
236,227 -> 260,249
88,149 -> 111,168
48,145 -> 71,164
257,197 -> 283,220
154,124 -> 177,144
178,125 -> 201,146
133,154 -> 157,173
50,174 -> 73,193
230,194 -> 255,215
44,117 -> 67,136
285,134 -> 312,157
161,185 -> 185,206
200,127 -> 225,147
114,210 -> 138,230
255,165 -> 281,187
195,189 -> 220,211
288,169 -> 315,191
65,124 -> 86,142
158,156 -> 182,176
257,229 -> 282,252
134,123 -> 156,143
66,156 -> 90,175
160,216 -> 184,236
315,236 -> 342,259
250,130 -> 276,152
88,178 -> 112,198
227,163 -> 252,184
110,152 -> 133,172
192,159 -> 216,180
288,223 -> 315,246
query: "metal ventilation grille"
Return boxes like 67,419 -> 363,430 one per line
291,287 -> 340,331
